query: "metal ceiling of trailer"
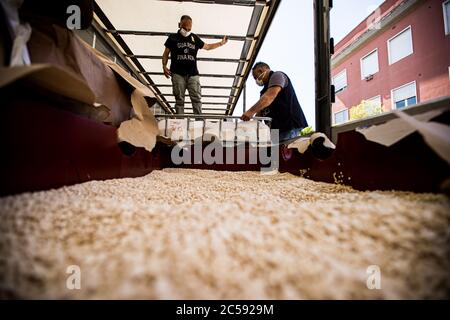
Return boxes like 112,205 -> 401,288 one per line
93,0 -> 280,115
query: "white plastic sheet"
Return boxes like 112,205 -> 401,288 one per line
0,0 -> 31,66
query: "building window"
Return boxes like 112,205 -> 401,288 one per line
388,26 -> 413,65
366,96 -> 381,108
334,109 -> 349,125
444,0 -> 450,35
332,69 -> 348,93
364,95 -> 383,115
360,49 -> 379,80
392,81 -> 417,109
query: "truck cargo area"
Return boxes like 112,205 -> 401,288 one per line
0,0 -> 449,300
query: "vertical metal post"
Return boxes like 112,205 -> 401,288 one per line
234,118 -> 238,142
164,118 -> 168,136
243,84 -> 247,113
202,119 -> 206,142
186,118 -> 190,141
256,120 -> 260,144
92,31 -> 97,49
314,0 -> 333,138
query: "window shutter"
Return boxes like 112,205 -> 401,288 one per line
393,82 -> 416,102
361,50 -> 379,78
389,27 -> 413,64
333,70 -> 347,92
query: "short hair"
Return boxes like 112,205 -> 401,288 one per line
252,62 -> 270,70
180,15 -> 192,22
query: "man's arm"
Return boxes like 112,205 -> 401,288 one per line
162,47 -> 171,78
202,36 -> 228,51
241,86 -> 282,121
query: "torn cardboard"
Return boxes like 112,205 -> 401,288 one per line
356,108 -> 450,164
95,50 -> 156,102
2,7 -> 160,152
117,89 -> 159,152
26,22 -> 133,126
0,63 -> 95,104
94,51 -> 161,152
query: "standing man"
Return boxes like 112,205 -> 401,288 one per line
241,62 -> 308,142
162,15 -> 228,115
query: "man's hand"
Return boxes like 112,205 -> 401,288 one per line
163,66 -> 171,78
221,36 -> 228,46
241,110 -> 255,121
203,36 -> 228,50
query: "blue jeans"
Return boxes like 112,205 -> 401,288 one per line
171,73 -> 202,114
278,128 -> 302,142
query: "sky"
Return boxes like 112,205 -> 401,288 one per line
233,0 -> 385,129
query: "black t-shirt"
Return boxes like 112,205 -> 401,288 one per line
164,31 -> 205,76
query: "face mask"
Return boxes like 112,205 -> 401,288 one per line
180,28 -> 191,37
256,70 -> 267,86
